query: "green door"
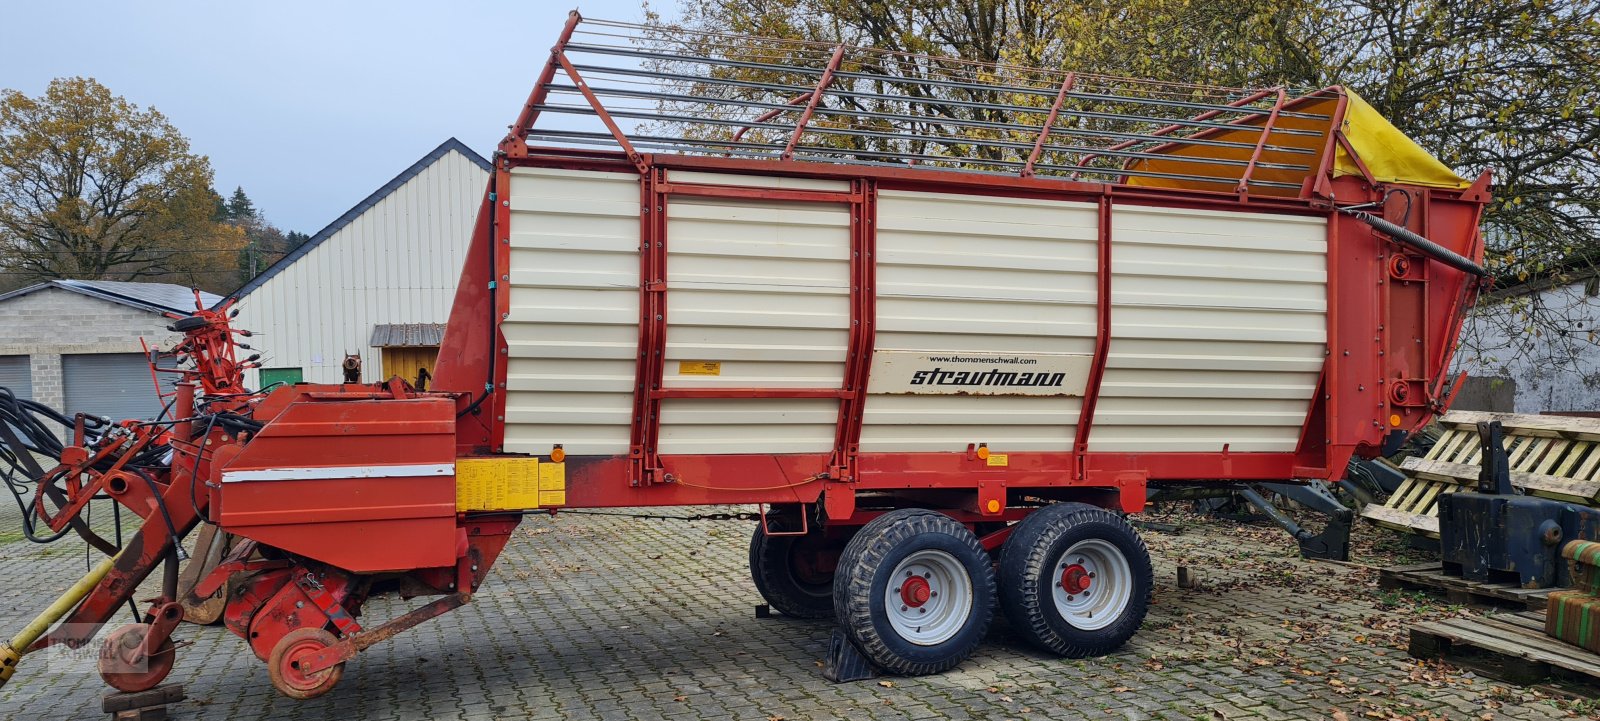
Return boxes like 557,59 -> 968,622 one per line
258,367 -> 304,389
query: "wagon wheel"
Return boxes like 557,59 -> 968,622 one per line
833,508 -> 995,675
749,521 -> 836,619
997,503 -> 1153,657
267,628 -> 345,700
98,623 -> 176,692
177,523 -> 236,625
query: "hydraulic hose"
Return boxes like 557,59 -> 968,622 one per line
1339,208 -> 1486,277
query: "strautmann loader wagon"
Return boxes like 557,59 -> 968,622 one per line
0,13 -> 1489,700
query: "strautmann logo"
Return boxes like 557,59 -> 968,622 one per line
909,366 -> 1067,389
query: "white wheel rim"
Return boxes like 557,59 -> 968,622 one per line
1051,538 -> 1133,631
884,549 -> 973,646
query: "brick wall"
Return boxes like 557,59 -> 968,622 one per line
0,287 -> 181,413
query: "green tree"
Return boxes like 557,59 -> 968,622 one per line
225,186 -> 257,222
0,77 -> 245,289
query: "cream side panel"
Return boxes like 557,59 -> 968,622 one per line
660,193 -> 851,453
667,170 -> 851,192
503,167 -> 640,455
863,190 -> 1099,452
1088,205 -> 1327,453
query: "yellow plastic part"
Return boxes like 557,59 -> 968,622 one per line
1334,90 -> 1469,190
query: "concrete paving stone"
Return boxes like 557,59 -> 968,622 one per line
0,503 -> 1591,720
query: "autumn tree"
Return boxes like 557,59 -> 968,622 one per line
0,77 -> 245,291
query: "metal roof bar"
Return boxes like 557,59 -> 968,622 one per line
506,13 -> 1340,194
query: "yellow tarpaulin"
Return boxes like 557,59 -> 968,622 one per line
1335,90 -> 1469,190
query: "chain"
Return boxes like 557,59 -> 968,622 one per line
548,509 -> 760,523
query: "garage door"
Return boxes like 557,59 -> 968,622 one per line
63,353 -> 177,422
0,355 -> 30,401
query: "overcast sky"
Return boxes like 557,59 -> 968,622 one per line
1,1 -> 666,234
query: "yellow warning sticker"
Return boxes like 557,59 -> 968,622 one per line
985,453 -> 1009,467
538,461 -> 567,507
456,457 -> 540,511
678,360 -> 721,376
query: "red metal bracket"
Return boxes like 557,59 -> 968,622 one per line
298,593 -> 468,676
1072,193 -> 1114,478
500,11 -> 583,157
1022,72 -> 1075,178
782,45 -> 846,161
630,168 -> 669,485
1236,87 -> 1287,194
758,503 -> 809,537
139,602 -> 184,660
831,180 -> 877,481
297,573 -> 363,636
555,52 -> 649,175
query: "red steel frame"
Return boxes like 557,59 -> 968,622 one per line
441,12 -> 1492,519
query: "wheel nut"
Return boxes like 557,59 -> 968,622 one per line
1067,595 -> 1075,601
900,605 -> 908,612
919,608 -> 926,614
930,591 -> 937,597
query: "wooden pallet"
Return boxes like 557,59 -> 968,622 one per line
1379,563 -> 1554,611
1360,411 -> 1600,537
1410,610 -> 1600,689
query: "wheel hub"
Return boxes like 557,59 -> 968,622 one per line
1060,564 -> 1091,595
883,549 -> 974,646
900,576 -> 932,607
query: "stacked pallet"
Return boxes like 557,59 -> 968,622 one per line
1548,540 -> 1600,652
1361,411 -> 1600,538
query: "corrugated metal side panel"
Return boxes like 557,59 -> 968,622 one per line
503,167 -> 640,455
0,356 -> 30,401
233,149 -> 487,387
62,353 -> 175,422
658,191 -> 851,454
863,190 -> 1099,452
667,170 -> 851,192
1088,205 -> 1327,453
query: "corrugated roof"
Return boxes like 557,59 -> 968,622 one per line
220,138 -> 492,307
369,323 -> 447,348
0,279 -> 222,315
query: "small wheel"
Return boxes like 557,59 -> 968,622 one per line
749,521 -> 836,619
998,503 -> 1153,657
267,628 -> 344,699
98,623 -> 176,692
834,508 -> 995,675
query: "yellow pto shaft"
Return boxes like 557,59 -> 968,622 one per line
0,550 -> 122,688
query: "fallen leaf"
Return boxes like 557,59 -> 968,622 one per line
878,681 -> 895,688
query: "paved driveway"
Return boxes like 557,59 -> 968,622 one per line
0,501 -> 1590,720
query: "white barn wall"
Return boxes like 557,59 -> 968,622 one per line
232,141 -> 490,386
1455,277 -> 1600,413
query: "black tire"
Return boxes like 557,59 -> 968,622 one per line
998,503 -> 1153,657
834,508 -> 995,675
749,521 -> 836,619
